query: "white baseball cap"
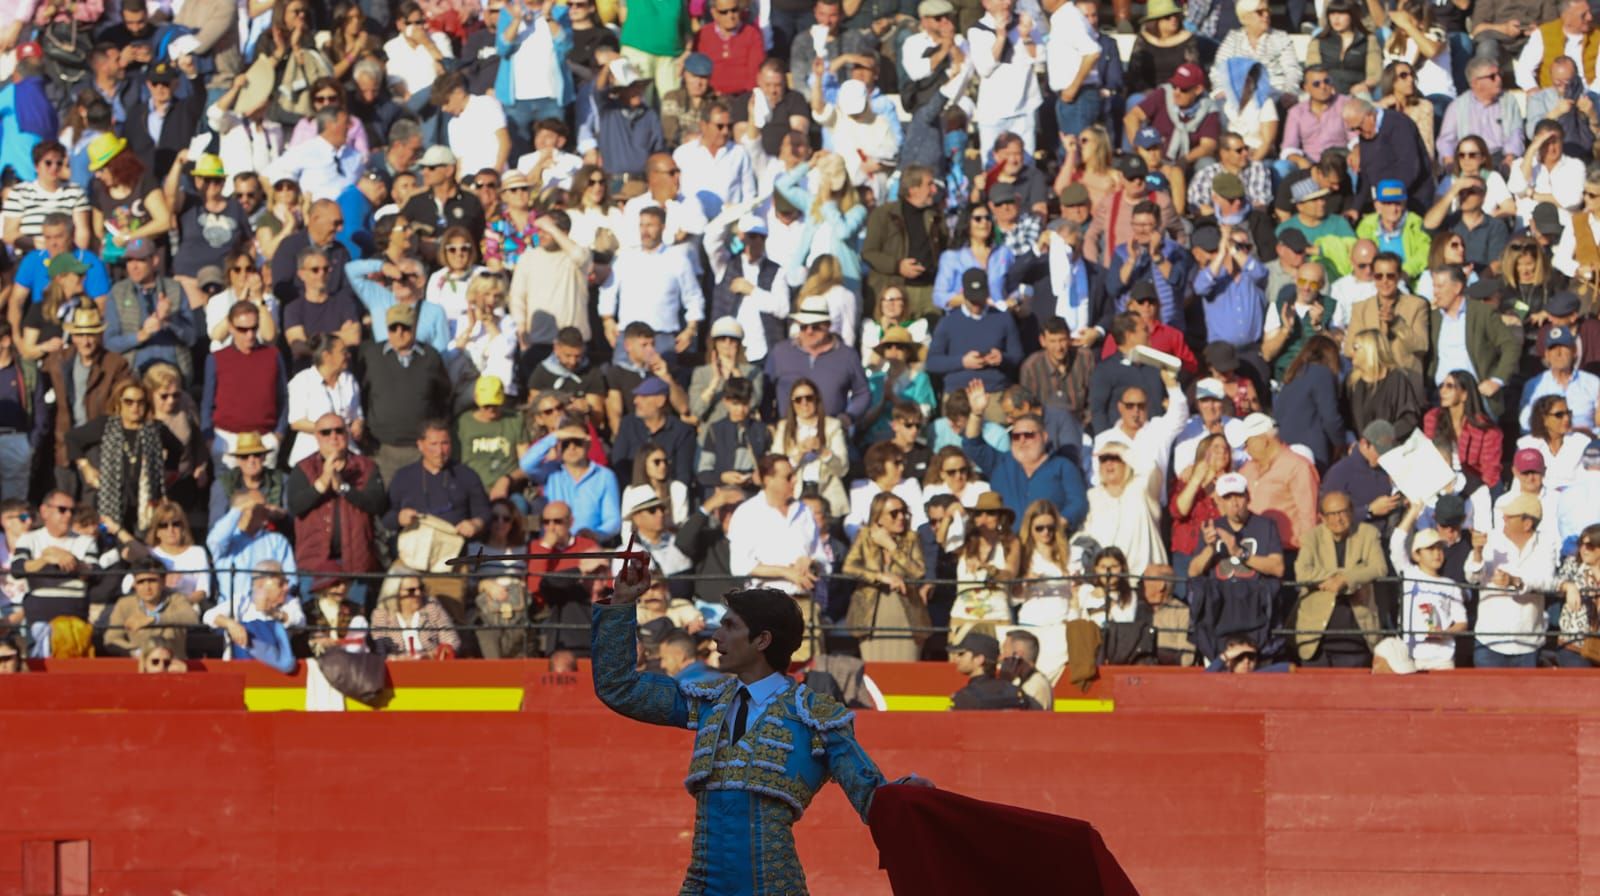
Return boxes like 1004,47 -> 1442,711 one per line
1215,472 -> 1249,496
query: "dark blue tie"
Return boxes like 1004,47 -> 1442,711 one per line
730,686 -> 749,742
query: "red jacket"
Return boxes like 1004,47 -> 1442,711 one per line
292,452 -> 384,575
1422,406 -> 1503,489
693,22 -> 765,96
526,534 -> 600,609
1100,320 -> 1200,374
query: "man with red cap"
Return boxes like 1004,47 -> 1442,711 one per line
1124,63 -> 1221,169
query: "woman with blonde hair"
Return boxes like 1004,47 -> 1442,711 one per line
371,572 -> 461,659
449,272 -> 517,390
427,224 -> 488,322
775,151 -> 868,292
1013,500 -> 1076,680
1498,236 -> 1568,325
1052,125 -> 1116,209
843,491 -> 929,662
19,264 -> 86,361
773,378 -> 850,517
860,286 -> 932,367
143,362 -> 209,518
1346,327 -> 1426,434
922,445 -> 990,504
127,499 -> 210,607
793,255 -> 858,348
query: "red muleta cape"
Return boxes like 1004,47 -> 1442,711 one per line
868,784 -> 1140,895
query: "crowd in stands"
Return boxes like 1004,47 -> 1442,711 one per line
1,0 -> 1599,702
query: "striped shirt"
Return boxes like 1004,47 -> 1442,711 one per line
1,180 -> 89,239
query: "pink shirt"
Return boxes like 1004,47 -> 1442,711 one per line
1241,443 -> 1320,551
1281,95 -> 1348,165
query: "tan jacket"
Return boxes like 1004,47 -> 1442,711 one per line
105,593 -> 202,658
1343,292 -> 1430,375
1292,522 -> 1386,661
841,527 -> 928,644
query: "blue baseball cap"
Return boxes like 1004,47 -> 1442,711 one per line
1133,126 -> 1163,149
633,377 -> 670,398
1548,325 -> 1577,348
1374,180 -> 1407,203
684,53 -> 713,78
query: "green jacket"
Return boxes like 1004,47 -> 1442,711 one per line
1356,212 -> 1432,283
1427,299 -> 1520,414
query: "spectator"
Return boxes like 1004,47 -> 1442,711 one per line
1439,57 -> 1526,167
10,213 -> 111,335
3,141 -> 91,248
694,376 -> 771,490
1091,366 -> 1187,496
346,253 -> 449,353
46,304 -> 133,492
67,378 -> 180,534
267,108 -> 365,202
1423,369 -> 1504,490
208,432 -> 289,534
425,224 -> 490,324
282,246 -> 365,363
105,557 -> 200,659
1171,431 -> 1233,580
0,323 -> 46,501
207,492 -> 298,623
1292,490 -> 1386,666
1304,9 -> 1378,97
726,454 -> 828,655
1000,629 -> 1055,710
1124,64 -> 1220,172
927,268 -> 1024,405
861,327 -> 936,444
963,384 -> 1088,528
774,153 -> 868,291
1141,564 -> 1196,665
1520,327 -> 1600,433
201,301 -> 289,468
403,146 -> 488,246
765,298 -> 870,424
844,442 -> 926,539
522,418 -> 621,542
371,571 -> 461,658
951,491 -> 1019,631
204,254 -> 279,351
8,490 -> 99,644
703,210 -> 791,365
1323,420 -> 1404,529
385,419 -> 491,544
1426,264 -> 1520,415
1519,395 -> 1588,490
1234,412 -> 1320,551
618,490 -> 691,577
508,212 -> 593,362
1344,252 -> 1430,375
1210,0 -> 1301,97
287,411 -> 386,598
689,319 -> 765,427
130,499 -> 208,609
1174,379 -> 1242,473
1555,523 -> 1600,666
793,256 -> 861,350
1512,0 -> 1595,90
303,574 -> 372,657
624,442 -> 691,531
948,631 -> 1031,709
772,378 -> 851,518
1084,431 -> 1166,574
1087,311 -> 1167,433
1107,205 -> 1191,325
285,335 -> 365,467
1346,328 -> 1427,436
1342,96 -> 1434,216
356,303 -> 453,483
526,499 -> 601,654
1389,502 -> 1469,670
205,560 -> 299,674
1125,0 -> 1201,95
599,207 -> 704,365
863,165 -> 948,320
1186,472 -> 1286,649
1467,493 -> 1557,668
1081,547 -> 1153,665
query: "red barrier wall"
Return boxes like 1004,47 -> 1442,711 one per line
8,666 -> 1600,895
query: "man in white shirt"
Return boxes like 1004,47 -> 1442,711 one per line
435,71 -> 511,179
727,455 -> 829,658
901,0 -> 968,86
1045,0 -> 1102,141
705,204 -> 793,362
598,206 -> 705,363
1328,238 -> 1378,331
266,108 -> 364,201
383,4 -> 454,100
966,0 -> 1043,156
672,100 -> 755,220
620,153 -> 710,248
515,119 -> 584,190
1513,0 -> 1598,93
1090,369 -> 1187,501
498,0 -> 569,156
1465,492 -> 1558,667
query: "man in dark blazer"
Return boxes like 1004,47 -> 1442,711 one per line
1009,220 -> 1114,352
1426,264 -> 1519,416
122,61 -> 207,183
1343,97 -> 1434,216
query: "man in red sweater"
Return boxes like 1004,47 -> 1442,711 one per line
202,301 -> 288,470
693,4 -> 764,96
1098,281 -> 1198,374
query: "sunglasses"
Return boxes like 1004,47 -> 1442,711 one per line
121,396 -> 148,407
236,191 -> 263,200
1373,271 -> 1401,281
1306,78 -> 1329,88
1120,401 -> 1147,410
314,94 -> 340,104
1296,278 -> 1322,288
47,503 -> 75,513
944,465 -> 970,476
318,426 -> 347,436
970,214 -> 992,222
792,394 -> 817,404
1549,409 -> 1572,419
559,438 -> 588,449
1396,70 -> 1414,80
474,181 -> 499,190
885,508 -> 909,519
302,265 -> 328,274
445,245 -> 473,254
158,520 -> 184,529
388,322 -> 413,332
638,505 -> 665,515
1458,151 -> 1481,159
1031,523 -> 1055,533
492,513 -> 514,522
1011,430 -> 1041,440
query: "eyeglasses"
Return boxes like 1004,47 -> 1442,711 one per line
445,245 -> 473,254
885,508 -> 909,519
792,394 -> 817,404
943,465 -> 970,476
232,323 -> 259,332
388,322 -> 413,332
1321,507 -> 1353,517
1458,151 -> 1482,160
588,176 -> 606,187
1581,541 -> 1600,550
1439,381 -> 1459,392
314,93 -> 340,104
318,426 -> 347,436
715,4 -> 740,12
1011,430 -> 1041,440
1549,409 -> 1572,419
1373,271 -> 1401,281
709,121 -> 731,131
1306,78 -> 1329,88
405,16 -> 425,25
1119,401 -> 1147,410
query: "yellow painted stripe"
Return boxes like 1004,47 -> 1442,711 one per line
881,694 -> 1115,713
244,687 -> 525,712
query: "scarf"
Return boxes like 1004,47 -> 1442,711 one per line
1162,84 -> 1216,163
1048,238 -> 1091,332
96,421 -> 163,533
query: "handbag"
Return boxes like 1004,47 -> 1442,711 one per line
396,513 -> 467,572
